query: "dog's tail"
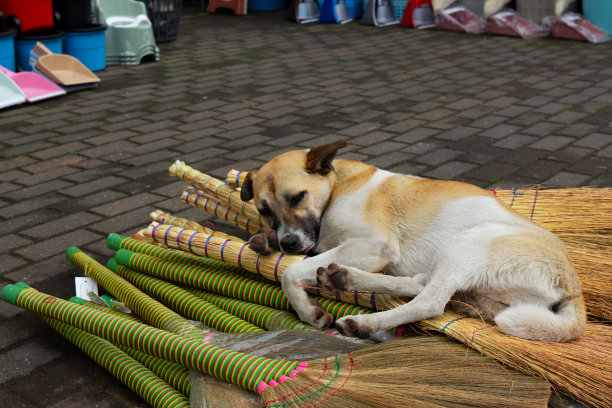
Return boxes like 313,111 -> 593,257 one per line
494,295 -> 586,342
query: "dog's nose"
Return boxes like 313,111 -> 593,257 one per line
280,234 -> 300,254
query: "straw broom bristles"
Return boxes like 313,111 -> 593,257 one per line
417,311 -> 612,408
493,186 -> 612,234
258,336 -> 550,408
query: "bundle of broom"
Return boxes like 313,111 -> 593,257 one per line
3,277 -> 553,408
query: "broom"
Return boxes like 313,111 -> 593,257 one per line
66,247 -> 208,341
418,311 -> 612,408
2,283 -> 552,408
111,248 -> 373,323
35,311 -> 190,408
169,161 -> 261,222
181,187 -> 266,233
106,258 -> 264,334
69,297 -> 191,397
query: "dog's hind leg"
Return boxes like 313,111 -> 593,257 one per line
316,263 -> 423,297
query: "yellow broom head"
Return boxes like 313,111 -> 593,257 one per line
260,336 -> 551,408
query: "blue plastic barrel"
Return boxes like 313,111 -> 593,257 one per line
63,24 -> 107,72
0,29 -> 17,71
15,29 -> 63,71
248,0 -> 288,11
583,0 -> 612,35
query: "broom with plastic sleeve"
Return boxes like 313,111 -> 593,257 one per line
2,282 -> 551,408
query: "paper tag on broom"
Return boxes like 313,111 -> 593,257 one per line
75,277 -> 98,301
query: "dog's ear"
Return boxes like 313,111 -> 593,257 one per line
305,141 -> 347,174
240,171 -> 256,201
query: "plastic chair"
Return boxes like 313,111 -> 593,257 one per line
95,0 -> 159,66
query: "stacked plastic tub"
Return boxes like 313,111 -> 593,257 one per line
0,11 -> 17,70
0,0 -> 63,71
54,0 -> 107,72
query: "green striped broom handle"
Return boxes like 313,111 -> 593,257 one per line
66,247 -> 206,341
70,296 -> 191,396
113,248 -> 290,311
2,284 -> 304,394
185,287 -> 315,332
70,296 -> 144,324
113,248 -> 372,321
119,345 -> 191,397
107,259 -> 263,334
38,313 -> 190,408
107,232 -> 241,272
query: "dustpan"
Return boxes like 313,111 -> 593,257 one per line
35,53 -> 100,86
0,65 -> 65,103
434,5 -> 486,33
362,0 -> 399,26
400,0 -> 434,28
0,69 -> 26,109
319,0 -> 353,24
548,13 -> 610,43
486,9 -> 545,39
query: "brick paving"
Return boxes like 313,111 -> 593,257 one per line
1,5 -> 611,406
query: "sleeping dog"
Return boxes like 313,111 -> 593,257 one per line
240,141 -> 586,342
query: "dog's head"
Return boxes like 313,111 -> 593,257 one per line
240,141 -> 347,254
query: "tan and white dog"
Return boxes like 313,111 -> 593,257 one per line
240,141 -> 586,342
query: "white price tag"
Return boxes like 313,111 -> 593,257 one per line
75,277 -> 99,301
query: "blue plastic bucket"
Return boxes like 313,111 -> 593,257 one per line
583,0 -> 612,35
15,29 -> 63,71
248,0 -> 288,11
63,24 -> 107,72
0,29 -> 17,71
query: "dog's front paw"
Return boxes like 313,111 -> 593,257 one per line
306,298 -> 334,330
316,263 -> 349,291
247,228 -> 279,255
335,316 -> 374,339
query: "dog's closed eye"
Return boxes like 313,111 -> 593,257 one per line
258,202 -> 273,217
288,191 -> 307,208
